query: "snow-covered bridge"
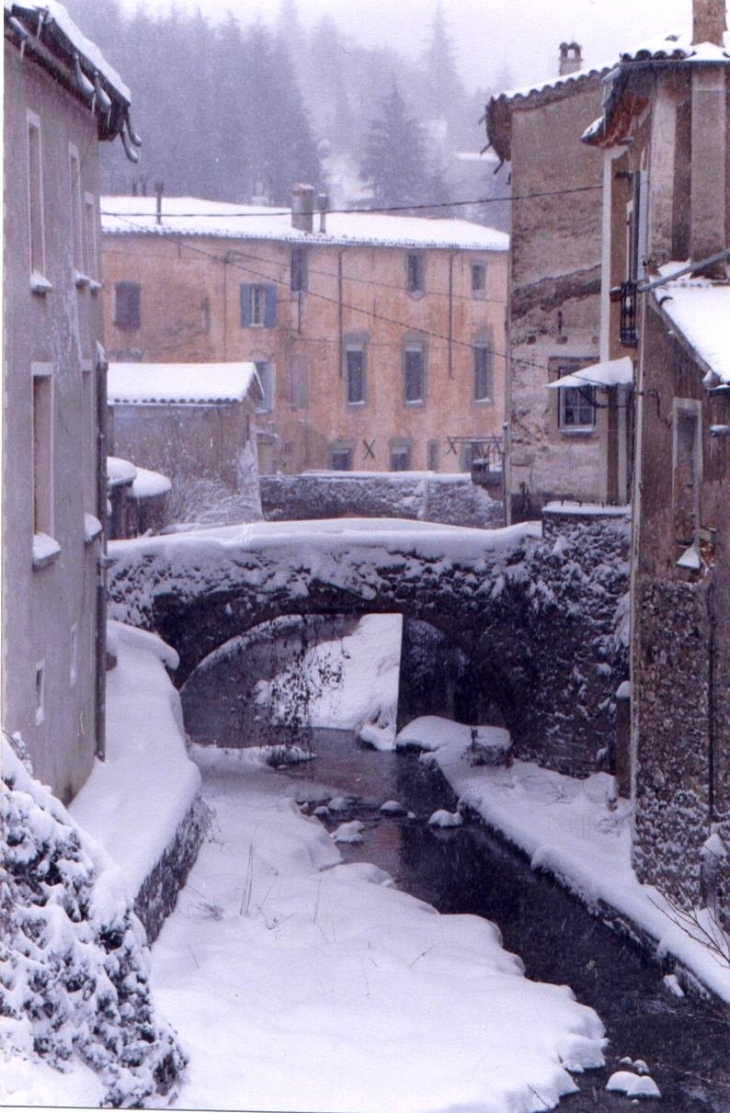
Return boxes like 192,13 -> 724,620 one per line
106,513 -> 628,774
107,518 -> 541,719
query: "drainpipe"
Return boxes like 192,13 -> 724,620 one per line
338,249 -> 345,378
94,344 -> 108,761
448,252 -> 454,380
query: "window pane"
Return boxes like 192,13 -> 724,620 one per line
331,448 -> 352,471
471,264 -> 486,293
291,248 -> 306,292
561,386 -> 595,428
474,345 -> 492,400
406,253 -> 423,293
390,447 -> 410,471
405,347 -> 424,402
255,362 -> 273,412
346,347 -> 364,403
114,282 -> 141,330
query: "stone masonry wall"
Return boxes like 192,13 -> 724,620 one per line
261,473 -> 503,529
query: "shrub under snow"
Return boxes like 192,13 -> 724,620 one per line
0,737 -> 186,1107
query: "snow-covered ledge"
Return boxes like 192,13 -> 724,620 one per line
70,621 -> 206,940
32,532 -> 61,569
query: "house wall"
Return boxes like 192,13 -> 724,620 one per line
108,398 -> 262,522
631,307 -> 730,924
101,231 -> 508,476
505,79 -> 606,521
3,45 -> 106,801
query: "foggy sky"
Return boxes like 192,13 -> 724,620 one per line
120,0 -> 693,91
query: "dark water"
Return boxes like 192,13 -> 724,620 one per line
193,723 -> 730,1111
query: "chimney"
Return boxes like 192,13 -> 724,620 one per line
291,183 -> 315,233
317,193 -> 329,234
692,0 -> 727,45
558,41 -> 582,77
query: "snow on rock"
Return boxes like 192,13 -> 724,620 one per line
0,738 -> 185,1108
150,745 -> 606,1112
70,622 -> 199,899
331,820 -> 366,844
379,800 -> 407,815
402,715 -> 730,1005
428,809 -> 464,828
606,1070 -> 662,1098
397,715 -> 511,766
131,466 -> 172,500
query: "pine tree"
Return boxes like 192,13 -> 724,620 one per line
360,80 -> 430,211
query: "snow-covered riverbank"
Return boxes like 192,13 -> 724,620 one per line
153,744 -> 607,1112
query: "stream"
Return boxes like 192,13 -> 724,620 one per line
184,712 -> 730,1111
272,730 -> 730,1111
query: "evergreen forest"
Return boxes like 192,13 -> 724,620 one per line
62,0 -> 510,227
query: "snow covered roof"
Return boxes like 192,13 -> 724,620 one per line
6,1 -> 130,104
108,362 -> 262,405
654,279 -> 730,385
546,357 -> 634,390
100,196 -> 509,253
617,28 -> 730,64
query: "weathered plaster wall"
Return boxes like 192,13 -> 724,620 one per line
261,473 -> 503,528
101,230 -> 508,476
3,45 -> 105,801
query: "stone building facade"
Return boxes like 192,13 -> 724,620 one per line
486,48 -> 628,523
108,361 -> 263,525
583,2 -> 730,924
100,193 -> 508,478
3,2 -> 134,800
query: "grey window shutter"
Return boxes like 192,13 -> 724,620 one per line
265,285 -> 277,328
240,285 -> 252,327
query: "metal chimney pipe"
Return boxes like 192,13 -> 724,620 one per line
154,180 -> 164,225
318,193 -> 329,234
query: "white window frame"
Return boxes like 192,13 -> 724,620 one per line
345,344 -> 366,405
473,342 -> 492,402
559,385 -> 596,433
255,361 -> 274,413
251,284 -> 267,326
404,342 -> 425,404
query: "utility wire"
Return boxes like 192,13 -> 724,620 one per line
101,182 -> 602,221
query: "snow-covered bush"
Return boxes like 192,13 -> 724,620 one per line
0,737 -> 186,1106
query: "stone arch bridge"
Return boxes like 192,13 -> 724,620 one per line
106,515 -> 629,776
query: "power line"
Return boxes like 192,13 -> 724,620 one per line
100,182 -> 602,221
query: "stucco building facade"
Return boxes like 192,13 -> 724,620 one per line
3,2 -> 134,800
100,193 -> 508,478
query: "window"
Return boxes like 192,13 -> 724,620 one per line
69,624 -> 78,687
406,252 -> 424,295
32,364 -> 54,537
241,283 -> 276,328
255,362 -> 274,412
27,113 -> 46,280
331,447 -> 353,471
471,263 -> 486,296
114,282 -> 141,330
474,343 -> 492,401
69,145 -> 83,277
404,343 -> 425,403
427,439 -> 439,471
35,660 -> 45,725
81,365 -> 94,511
673,403 -> 701,549
290,353 -> 309,410
390,443 -> 411,471
291,248 -> 307,293
462,439 -> 487,470
84,192 -> 98,281
346,345 -> 366,404
560,385 -> 595,431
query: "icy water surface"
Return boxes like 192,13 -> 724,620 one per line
274,729 -> 730,1113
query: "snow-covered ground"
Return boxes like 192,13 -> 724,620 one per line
397,716 -> 730,1007
152,744 -> 607,1113
255,613 -> 403,749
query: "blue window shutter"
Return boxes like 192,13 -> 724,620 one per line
265,285 -> 277,328
240,285 -> 252,327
